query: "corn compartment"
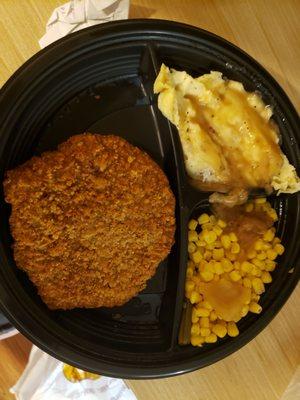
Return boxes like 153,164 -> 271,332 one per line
184,199 -> 285,347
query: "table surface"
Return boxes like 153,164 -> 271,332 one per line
0,1 -> 299,399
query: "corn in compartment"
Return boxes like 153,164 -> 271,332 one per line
184,199 -> 285,347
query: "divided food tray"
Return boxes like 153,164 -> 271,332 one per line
0,312 -> 15,339
0,20 -> 299,378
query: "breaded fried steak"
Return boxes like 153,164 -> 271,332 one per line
4,134 -> 175,309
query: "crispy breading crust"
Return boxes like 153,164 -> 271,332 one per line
4,134 -> 176,309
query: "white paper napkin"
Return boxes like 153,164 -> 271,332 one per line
11,345 -> 137,400
39,0 -> 130,48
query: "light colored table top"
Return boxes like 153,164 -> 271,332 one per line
0,1 -> 299,399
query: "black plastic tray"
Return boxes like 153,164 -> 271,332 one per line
0,19 -> 299,379
0,312 -> 13,336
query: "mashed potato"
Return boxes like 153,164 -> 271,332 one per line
154,64 -> 300,201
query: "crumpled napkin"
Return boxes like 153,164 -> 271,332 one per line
10,345 -> 137,400
39,0 -> 130,48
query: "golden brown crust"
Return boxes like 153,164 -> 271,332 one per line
4,134 -> 175,310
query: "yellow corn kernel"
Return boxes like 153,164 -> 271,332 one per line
261,271 -> 272,284
201,300 -> 213,311
268,209 -> 278,221
196,242 -> 205,251
247,249 -> 257,259
262,243 -> 272,251
214,240 -> 222,248
241,304 -> 249,317
210,311 -> 218,321
202,222 -> 214,230
188,243 -> 196,254
198,231 -> 204,240
274,243 -> 285,255
213,225 -> 223,236
199,317 -> 210,328
255,197 -> 267,204
213,274 -> 220,281
199,327 -> 211,337
205,261 -> 215,274
199,259 -> 208,271
203,230 -> 217,244
190,291 -> 201,304
257,252 -> 267,260
245,202 -> 254,212
214,262 -> 224,275
191,276 -> 198,286
252,258 -> 264,269
227,322 -> 239,337
187,260 -> 195,268
264,260 -> 276,272
252,278 -> 265,294
212,323 -> 227,338
263,229 -> 275,242
271,212 -> 279,222
192,275 -> 200,283
205,333 -> 218,343
251,266 -> 262,277
241,261 -> 253,273
191,323 -> 200,336
225,251 -> 237,261
243,277 -> 252,288
231,242 -> 240,254
218,320 -> 227,327
191,251 -> 203,263
267,249 -> 277,261
195,307 -> 210,317
200,271 -> 214,282
254,240 -> 264,251
217,219 -> 227,228
249,302 -> 262,314
229,270 -> 241,282
234,260 -> 240,268
191,335 -> 204,346
191,276 -> 201,285
220,234 -> 231,249
229,232 -> 238,242
186,267 -> 193,278
259,262 -> 267,271
188,231 -> 198,242
195,240 -> 206,252
251,293 -> 260,302
203,250 -> 212,261
200,260 -> 211,270
213,248 -> 224,261
206,243 -> 216,250
209,215 -> 217,224
185,280 -> 195,292
221,258 -> 233,272
273,237 -> 281,245
191,308 -> 199,323
188,219 -> 198,230
198,213 -> 210,225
